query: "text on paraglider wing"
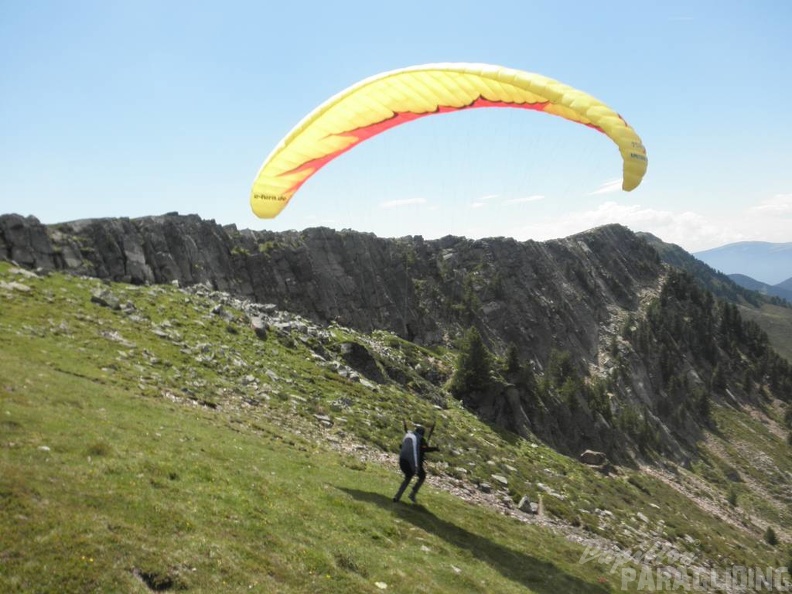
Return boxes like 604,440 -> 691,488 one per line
253,194 -> 288,202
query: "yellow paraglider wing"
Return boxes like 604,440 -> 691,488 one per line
250,63 -> 647,219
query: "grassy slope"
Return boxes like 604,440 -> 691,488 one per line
1,263 -> 789,593
738,302 -> 792,363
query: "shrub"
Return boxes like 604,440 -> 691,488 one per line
765,526 -> 778,546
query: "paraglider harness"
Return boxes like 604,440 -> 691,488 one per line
393,421 -> 438,503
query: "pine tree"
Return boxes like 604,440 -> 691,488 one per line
450,327 -> 493,397
503,343 -> 521,375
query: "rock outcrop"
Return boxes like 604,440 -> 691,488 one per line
0,213 -> 662,367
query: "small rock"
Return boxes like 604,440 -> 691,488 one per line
91,288 -> 121,310
579,449 -> 607,466
518,495 -> 533,513
491,474 -> 509,487
330,397 -> 352,411
314,414 -> 333,426
0,281 -> 31,292
250,316 -> 268,339
10,267 -> 38,279
536,482 -> 566,500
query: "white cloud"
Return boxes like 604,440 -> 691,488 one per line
588,179 -> 623,196
371,192 -> 791,251
567,202 -> 747,250
469,194 -> 500,208
506,201 -> 752,252
503,195 -> 545,205
380,197 -> 427,210
749,194 -> 792,216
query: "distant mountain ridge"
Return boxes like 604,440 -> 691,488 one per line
694,241 -> 792,286
728,273 -> 792,303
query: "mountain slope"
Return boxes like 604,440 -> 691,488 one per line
3,214 -> 791,463
2,262 -> 791,593
639,232 -> 792,362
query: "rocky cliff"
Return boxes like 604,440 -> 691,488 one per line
0,213 -> 661,363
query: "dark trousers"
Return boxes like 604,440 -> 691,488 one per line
393,458 -> 426,501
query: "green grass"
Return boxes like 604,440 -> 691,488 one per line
1,262 -> 790,592
739,302 -> 792,363
1,343 -> 614,593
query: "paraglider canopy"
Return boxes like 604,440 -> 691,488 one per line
250,62 -> 647,219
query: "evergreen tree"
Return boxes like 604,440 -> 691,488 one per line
545,349 -> 576,390
710,364 -> 726,393
503,343 -> 521,375
449,327 -> 493,397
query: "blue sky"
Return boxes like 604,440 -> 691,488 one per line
2,0 -> 790,251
